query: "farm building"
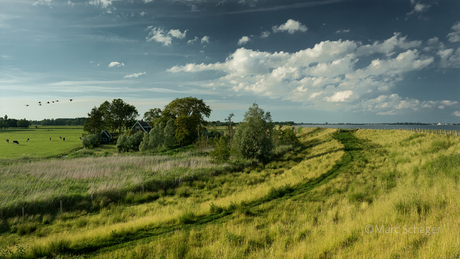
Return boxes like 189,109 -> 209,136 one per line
131,120 -> 152,133
100,130 -> 112,144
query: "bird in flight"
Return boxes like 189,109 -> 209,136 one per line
25,104 -> 29,107
69,99 -> 73,102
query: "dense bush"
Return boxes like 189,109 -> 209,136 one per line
140,119 -> 176,152
117,131 -> 144,152
233,103 -> 274,162
81,134 -> 100,149
210,136 -> 230,163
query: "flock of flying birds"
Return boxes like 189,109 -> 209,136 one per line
25,99 -> 73,107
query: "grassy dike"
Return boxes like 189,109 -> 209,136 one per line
1,128 -> 460,258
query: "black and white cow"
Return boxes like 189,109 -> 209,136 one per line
6,139 -> 9,143
13,140 -> 19,145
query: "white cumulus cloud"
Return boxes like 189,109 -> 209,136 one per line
261,31 -> 270,38
146,26 -> 188,46
201,36 -> 210,44
447,21 -> 460,43
168,33 -> 448,115
123,72 -> 146,78
168,29 -> 187,39
326,90 -> 353,102
272,19 -> 307,34
407,0 -> 430,15
88,0 -> 113,8
238,36 -> 250,45
108,61 -> 124,68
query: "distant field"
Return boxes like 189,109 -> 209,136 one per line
0,126 -> 84,159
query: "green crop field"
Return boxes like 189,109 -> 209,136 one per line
0,126 -> 84,160
0,127 -> 460,258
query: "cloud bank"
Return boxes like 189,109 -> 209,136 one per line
169,33 -> 458,115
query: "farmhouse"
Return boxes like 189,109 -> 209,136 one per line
100,130 -> 112,144
131,120 -> 152,133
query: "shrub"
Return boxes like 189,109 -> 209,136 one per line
209,202 -> 224,214
81,134 -> 99,149
233,103 -> 274,162
209,136 -> 230,163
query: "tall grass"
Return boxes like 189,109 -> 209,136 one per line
0,153 -> 228,214
2,128 -> 460,258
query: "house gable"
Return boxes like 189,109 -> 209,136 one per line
131,120 -> 152,133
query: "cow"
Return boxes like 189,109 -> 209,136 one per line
79,137 -> 82,140
27,138 -> 29,142
13,140 -> 19,145
63,137 -> 65,141
6,139 -> 9,143
49,138 -> 51,141
60,136 -> 62,140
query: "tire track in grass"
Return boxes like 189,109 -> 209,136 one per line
41,130 -> 371,258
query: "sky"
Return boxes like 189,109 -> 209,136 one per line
1,0 -> 459,123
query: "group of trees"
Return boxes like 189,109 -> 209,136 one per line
83,99 -> 139,135
0,115 -> 30,129
210,103 -> 300,163
83,97 -> 298,163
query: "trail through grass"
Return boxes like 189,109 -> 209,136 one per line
2,128 -> 460,258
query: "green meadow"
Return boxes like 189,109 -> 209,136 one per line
0,127 -> 460,258
0,126 -> 83,160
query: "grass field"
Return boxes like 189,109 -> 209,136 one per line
1,127 -> 460,258
0,126 -> 84,160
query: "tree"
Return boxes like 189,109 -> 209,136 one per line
210,136 -> 230,163
98,101 -> 114,131
233,103 -> 274,161
150,122 -> 165,150
162,97 -> 211,145
164,118 -> 176,148
83,107 -> 104,134
225,113 -> 235,140
110,98 -> 139,134
116,134 -> 129,152
143,108 -> 161,126
17,119 -> 31,128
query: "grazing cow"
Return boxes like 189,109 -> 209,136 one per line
49,138 -> 51,141
13,140 -> 19,145
6,139 -> 9,143
60,136 -> 62,140
63,137 -> 65,141
79,137 -> 82,140
27,138 -> 29,142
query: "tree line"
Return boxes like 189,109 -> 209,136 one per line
0,115 -> 31,129
83,97 -> 299,162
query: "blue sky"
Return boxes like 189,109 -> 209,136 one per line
1,0 -> 459,123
